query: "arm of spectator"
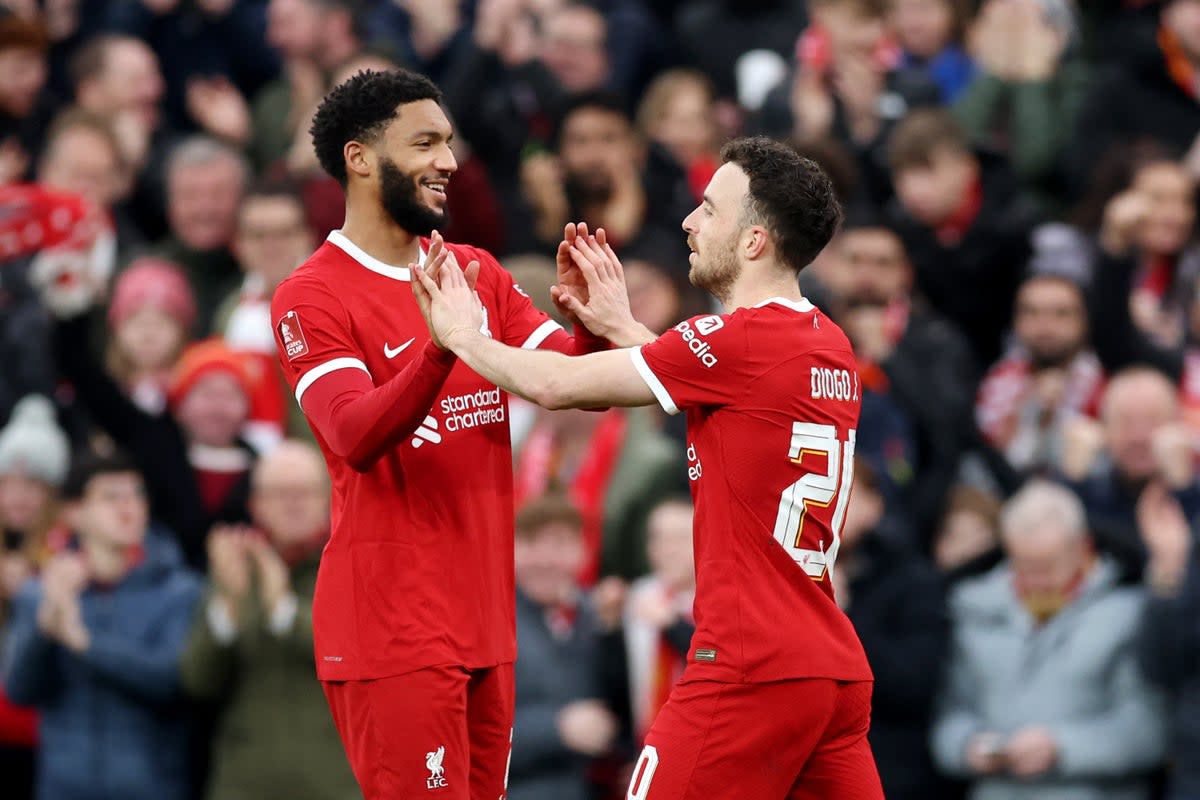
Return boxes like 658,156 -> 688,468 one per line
52,314 -> 155,446
2,584 -> 63,706
1088,246 -> 1184,382
856,568 -> 949,717
178,588 -> 238,701
81,572 -> 202,703
952,73 -> 1006,144
1139,554 -> 1200,689
509,702 -> 576,779
1006,59 -> 1089,184
1048,639 -> 1168,776
930,626 -> 988,777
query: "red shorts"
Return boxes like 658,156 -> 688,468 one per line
322,663 -> 514,800
626,678 -> 883,800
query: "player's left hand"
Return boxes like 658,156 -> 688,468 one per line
412,237 -> 483,351
1003,726 -> 1058,777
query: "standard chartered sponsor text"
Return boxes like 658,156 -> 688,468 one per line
440,388 -> 505,432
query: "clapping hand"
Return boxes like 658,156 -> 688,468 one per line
411,231 -> 483,350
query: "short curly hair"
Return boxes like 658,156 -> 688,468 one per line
720,136 -> 843,275
310,68 -> 443,187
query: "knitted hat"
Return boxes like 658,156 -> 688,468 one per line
0,396 -> 70,487
107,257 -> 197,332
168,339 -> 255,409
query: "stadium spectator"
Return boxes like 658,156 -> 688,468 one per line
977,271 -> 1104,478
834,462 -> 950,800
2,450 -> 203,800
617,495 -> 695,742
932,480 -> 1167,800
509,494 -> 622,800
635,68 -> 721,202
0,10 -> 51,183
954,0 -> 1087,214
762,0 -> 942,206
888,0 -> 975,102
48,265 -> 257,568
0,393 -> 71,797
539,2 -> 612,95
1061,367 -> 1200,581
519,90 -> 692,254
886,108 -> 1040,369
832,213 -> 974,534
155,135 -> 249,335
36,108 -> 140,257
933,484 -> 1003,583
103,257 -> 196,416
1070,0 -> 1200,194
1136,480 -> 1200,800
250,0 -> 366,172
214,179 -> 314,450
180,440 -> 355,800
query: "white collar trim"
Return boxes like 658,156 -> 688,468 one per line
327,230 -> 426,281
753,297 -> 815,313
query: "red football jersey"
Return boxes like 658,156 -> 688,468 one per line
631,298 -> 873,684
273,231 -> 570,681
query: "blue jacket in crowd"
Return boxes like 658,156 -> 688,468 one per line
2,529 -> 202,800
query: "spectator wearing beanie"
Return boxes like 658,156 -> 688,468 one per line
54,306 -> 254,569
105,257 -> 197,415
0,395 -> 69,800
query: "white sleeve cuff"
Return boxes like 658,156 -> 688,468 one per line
268,593 -> 299,637
520,320 -> 563,350
295,357 -> 371,406
629,347 -> 679,415
207,598 -> 238,645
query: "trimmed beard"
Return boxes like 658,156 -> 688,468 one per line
379,156 -> 447,236
689,233 -> 740,304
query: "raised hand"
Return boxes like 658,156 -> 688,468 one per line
412,238 -> 483,350
552,228 -> 654,347
247,536 -> 292,617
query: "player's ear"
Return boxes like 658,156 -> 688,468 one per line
344,140 -> 374,180
744,225 -> 770,262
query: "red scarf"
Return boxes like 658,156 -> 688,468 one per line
935,177 -> 983,246
1160,26 -> 1199,100
514,411 -> 627,587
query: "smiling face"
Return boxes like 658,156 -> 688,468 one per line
366,99 -> 457,236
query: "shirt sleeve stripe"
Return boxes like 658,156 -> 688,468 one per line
629,347 -> 679,416
295,357 -> 371,407
520,320 -> 563,350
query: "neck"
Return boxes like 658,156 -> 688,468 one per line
81,537 -> 134,584
723,265 -> 805,312
340,196 -> 424,269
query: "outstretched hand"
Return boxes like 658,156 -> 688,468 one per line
552,225 -> 651,346
412,231 -> 483,350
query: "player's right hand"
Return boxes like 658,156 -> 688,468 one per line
412,237 -> 483,351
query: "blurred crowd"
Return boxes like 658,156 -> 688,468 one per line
1,1 -> 1200,800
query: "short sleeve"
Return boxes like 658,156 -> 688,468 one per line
468,246 -> 564,350
271,277 -> 372,407
631,313 -> 753,414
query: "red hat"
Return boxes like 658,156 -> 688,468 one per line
107,257 -> 197,332
168,339 -> 255,409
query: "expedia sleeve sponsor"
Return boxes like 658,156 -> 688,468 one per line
674,319 -> 719,368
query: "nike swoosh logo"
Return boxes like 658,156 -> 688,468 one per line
384,338 -> 416,359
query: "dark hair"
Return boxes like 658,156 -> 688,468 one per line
551,89 -> 630,151
0,12 -> 47,53
62,450 -> 142,501
310,68 -> 443,187
886,109 -> 970,173
720,136 -> 843,275
515,493 -> 583,541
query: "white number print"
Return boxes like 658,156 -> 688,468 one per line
773,422 -> 856,579
626,745 -> 659,800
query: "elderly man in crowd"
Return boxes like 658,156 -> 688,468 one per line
932,480 -> 1166,800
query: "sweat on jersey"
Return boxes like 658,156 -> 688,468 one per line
271,231 -> 605,682
630,298 -> 873,685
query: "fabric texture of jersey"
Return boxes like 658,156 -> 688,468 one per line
272,231 -> 570,681
630,298 -> 872,684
